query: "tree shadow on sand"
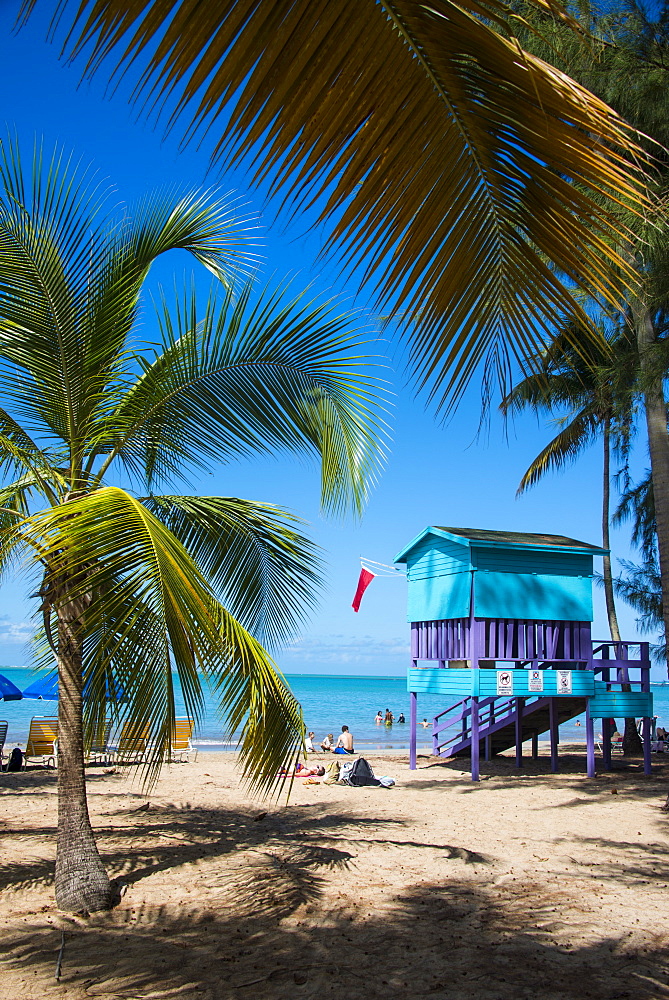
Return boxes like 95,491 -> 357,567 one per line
1,795 -> 668,999
2,869 -> 667,1000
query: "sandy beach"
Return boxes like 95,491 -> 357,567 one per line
1,748 -> 669,1000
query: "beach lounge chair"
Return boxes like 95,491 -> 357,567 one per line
148,719 -> 198,762
596,734 -> 625,756
24,717 -> 58,768
169,719 -> 198,763
0,721 -> 7,767
111,721 -> 149,763
86,720 -> 113,765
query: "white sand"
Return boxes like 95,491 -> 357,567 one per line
1,748 -> 668,999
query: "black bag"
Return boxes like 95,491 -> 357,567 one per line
6,747 -> 23,772
347,757 -> 381,787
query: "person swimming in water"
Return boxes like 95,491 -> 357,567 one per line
374,711 -> 383,724
384,709 -> 394,725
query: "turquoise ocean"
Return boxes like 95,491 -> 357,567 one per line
2,667 -> 668,752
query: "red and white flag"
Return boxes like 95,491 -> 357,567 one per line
351,567 -> 376,612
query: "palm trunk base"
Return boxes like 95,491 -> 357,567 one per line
622,717 -> 643,756
55,833 -> 113,912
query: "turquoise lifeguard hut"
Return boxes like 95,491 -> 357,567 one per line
394,526 -> 653,779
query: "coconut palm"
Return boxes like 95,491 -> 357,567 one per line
502,323 -> 635,640
0,137 -> 386,913
19,0 -> 647,411
502,322 -> 645,753
497,0 -> 669,679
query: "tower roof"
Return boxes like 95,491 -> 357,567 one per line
395,525 -> 607,563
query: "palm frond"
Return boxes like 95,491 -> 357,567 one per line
81,187 -> 260,383
21,0 -> 648,409
19,487 -> 304,789
142,495 -> 321,649
0,136 -> 258,459
613,557 -> 662,635
517,408 -> 599,492
94,279 -> 389,515
614,469 -> 656,563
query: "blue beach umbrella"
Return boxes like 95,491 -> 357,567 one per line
22,672 -> 127,702
22,674 -> 58,700
0,672 -> 23,701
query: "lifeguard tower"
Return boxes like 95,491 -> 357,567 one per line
394,526 -> 653,780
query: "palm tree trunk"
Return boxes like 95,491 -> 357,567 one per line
602,417 -> 621,642
55,583 -> 113,912
603,418 -> 643,755
636,306 -> 669,672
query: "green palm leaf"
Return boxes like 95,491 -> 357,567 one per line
20,487 -> 305,788
143,495 -> 321,648
0,137 -> 256,464
515,408 -> 600,492
23,0 -> 648,408
92,280 -> 389,514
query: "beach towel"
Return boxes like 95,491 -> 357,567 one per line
378,776 -> 395,787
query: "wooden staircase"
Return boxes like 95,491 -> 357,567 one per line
434,694 -> 588,759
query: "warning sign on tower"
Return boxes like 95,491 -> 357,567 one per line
557,669 -> 573,695
496,670 -> 514,696
528,670 -> 544,693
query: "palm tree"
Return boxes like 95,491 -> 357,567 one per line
502,323 -> 644,754
19,0 -> 648,412
495,0 -> 669,668
0,137 -> 386,913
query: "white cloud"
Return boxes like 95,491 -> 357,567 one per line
0,621 -> 33,642
283,633 -> 409,664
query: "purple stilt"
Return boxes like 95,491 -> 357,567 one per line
531,732 -> 539,759
586,702 -> 596,778
410,691 -> 417,770
515,697 -> 524,768
640,651 -> 652,776
549,699 -> 559,773
471,697 -> 480,781
642,716 -> 652,776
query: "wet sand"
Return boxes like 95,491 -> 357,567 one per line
1,747 -> 668,999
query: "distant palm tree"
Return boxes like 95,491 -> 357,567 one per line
502,323 -> 643,753
0,137 -> 386,912
502,324 -> 635,641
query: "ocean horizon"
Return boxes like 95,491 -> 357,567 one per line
2,666 -> 668,752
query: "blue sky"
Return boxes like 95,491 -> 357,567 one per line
0,3 -> 660,678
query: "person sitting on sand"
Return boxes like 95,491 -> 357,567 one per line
374,711 -> 383,724
420,718 -> 430,728
320,733 -> 334,752
658,726 -> 668,741
334,725 -> 354,754
305,731 -> 315,752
